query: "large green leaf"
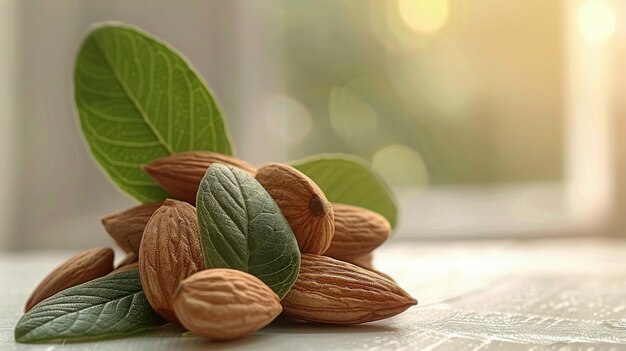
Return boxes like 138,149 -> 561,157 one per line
74,24 -> 233,202
196,164 -> 300,299
291,154 -> 398,228
15,268 -> 165,343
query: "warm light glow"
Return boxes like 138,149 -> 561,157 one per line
397,0 -> 449,33
578,0 -> 615,43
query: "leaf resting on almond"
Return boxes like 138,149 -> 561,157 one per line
14,268 -> 165,343
196,164 -> 301,299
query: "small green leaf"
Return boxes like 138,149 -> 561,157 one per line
74,24 -> 233,202
15,268 -> 165,343
196,164 -> 301,299
291,154 -> 398,228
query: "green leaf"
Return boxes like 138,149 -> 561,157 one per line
291,154 -> 398,228
74,24 -> 233,202
196,164 -> 301,299
14,268 -> 165,343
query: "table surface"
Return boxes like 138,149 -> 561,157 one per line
2,238 -> 626,351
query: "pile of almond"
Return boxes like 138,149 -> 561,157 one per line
23,151 -> 416,341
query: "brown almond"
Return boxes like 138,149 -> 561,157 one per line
256,163 -> 334,254
24,247 -> 114,312
324,203 -> 391,260
172,269 -> 282,341
143,152 -> 257,204
138,199 -> 205,323
281,254 -> 416,324
101,202 -> 163,254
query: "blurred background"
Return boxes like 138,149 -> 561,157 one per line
0,0 -> 625,250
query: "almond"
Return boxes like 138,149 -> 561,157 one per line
24,247 -> 114,312
281,254 -> 416,324
172,269 -> 282,341
138,199 -> 205,323
101,202 -> 163,254
324,203 -> 391,260
256,163 -> 334,254
143,152 -> 257,204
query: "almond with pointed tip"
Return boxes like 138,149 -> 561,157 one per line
172,269 -> 282,341
24,247 -> 114,312
256,163 -> 334,254
281,254 -> 416,324
138,199 -> 205,323
142,152 -> 256,204
324,203 -> 390,260
101,202 -> 163,254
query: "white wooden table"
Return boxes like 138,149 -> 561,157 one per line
2,239 -> 626,350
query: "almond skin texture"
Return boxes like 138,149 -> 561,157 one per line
281,254 -> 416,324
324,203 -> 391,260
24,247 -> 114,312
172,269 -> 282,341
256,163 -> 334,254
143,152 -> 257,204
101,202 -> 163,254
138,199 -> 205,323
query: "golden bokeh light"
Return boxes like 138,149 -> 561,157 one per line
397,0 -> 449,34
578,0 -> 615,43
